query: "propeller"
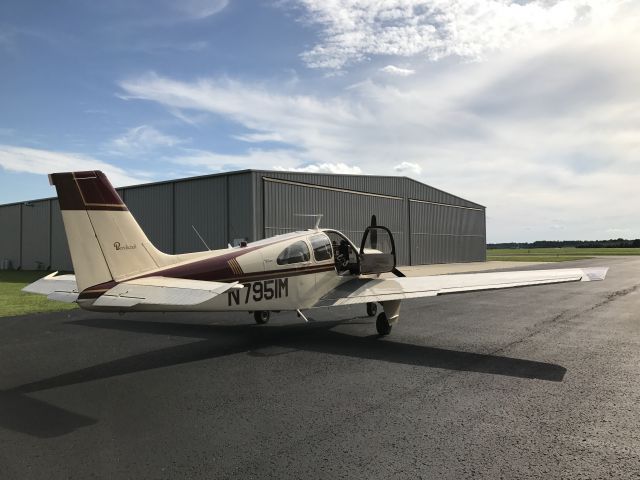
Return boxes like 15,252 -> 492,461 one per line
392,267 -> 406,277
370,215 -> 377,250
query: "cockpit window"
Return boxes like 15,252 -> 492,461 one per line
310,234 -> 333,262
277,241 -> 311,265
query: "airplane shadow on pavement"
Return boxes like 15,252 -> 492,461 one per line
2,316 -> 566,438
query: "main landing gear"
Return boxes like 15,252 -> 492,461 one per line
374,300 -> 400,336
376,312 -> 392,336
253,310 -> 270,324
368,302 -> 391,335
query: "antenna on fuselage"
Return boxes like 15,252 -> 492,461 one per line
293,213 -> 323,230
191,225 -> 211,251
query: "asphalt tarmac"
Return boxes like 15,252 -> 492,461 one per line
0,257 -> 638,479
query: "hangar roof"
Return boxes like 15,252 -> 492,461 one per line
0,169 -> 484,210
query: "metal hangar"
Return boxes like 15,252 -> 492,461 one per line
0,170 -> 486,271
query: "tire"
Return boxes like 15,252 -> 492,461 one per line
366,302 -> 377,317
376,312 -> 392,336
254,310 -> 270,324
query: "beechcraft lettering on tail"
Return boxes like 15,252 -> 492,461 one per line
24,171 -> 608,335
114,242 -> 136,251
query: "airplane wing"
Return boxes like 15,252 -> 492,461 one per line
22,272 -> 79,303
314,267 -> 608,307
92,276 -> 243,308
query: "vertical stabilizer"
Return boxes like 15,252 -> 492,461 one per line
49,171 -> 176,291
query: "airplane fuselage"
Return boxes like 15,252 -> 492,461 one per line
77,229 -> 355,313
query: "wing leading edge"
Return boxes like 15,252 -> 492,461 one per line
314,267 -> 608,307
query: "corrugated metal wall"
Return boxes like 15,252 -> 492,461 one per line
254,171 -> 485,265
0,204 -> 21,269
174,176 -> 227,252
124,183 -> 174,254
50,199 -> 73,271
409,200 -> 486,264
261,177 -> 409,265
228,173 -> 255,244
21,200 -> 50,270
0,170 -> 486,270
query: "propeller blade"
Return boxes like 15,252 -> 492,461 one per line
370,215 -> 377,250
391,267 -> 406,277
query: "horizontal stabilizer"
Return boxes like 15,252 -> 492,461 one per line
315,267 -> 609,307
22,272 -> 78,303
92,276 -> 243,308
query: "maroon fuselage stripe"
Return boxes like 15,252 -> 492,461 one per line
78,264 -> 336,300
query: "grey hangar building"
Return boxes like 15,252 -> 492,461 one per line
0,170 -> 486,271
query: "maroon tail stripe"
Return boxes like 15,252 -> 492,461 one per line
49,171 -> 128,211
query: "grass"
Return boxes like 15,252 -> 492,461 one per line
486,255 -> 593,262
487,247 -> 640,262
0,270 -> 77,318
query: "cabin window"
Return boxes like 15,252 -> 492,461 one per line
277,241 -> 311,265
311,234 -> 333,262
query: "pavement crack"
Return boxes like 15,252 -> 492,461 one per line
489,284 -> 640,360
589,284 -> 639,311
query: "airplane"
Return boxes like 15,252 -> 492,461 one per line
24,171 -> 608,335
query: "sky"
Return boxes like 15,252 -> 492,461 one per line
1,0 -> 638,242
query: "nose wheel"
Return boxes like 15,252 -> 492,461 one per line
376,312 -> 392,335
253,310 -> 270,324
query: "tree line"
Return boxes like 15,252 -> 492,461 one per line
488,239 -> 640,249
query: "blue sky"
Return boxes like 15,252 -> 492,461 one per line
1,0 -> 638,241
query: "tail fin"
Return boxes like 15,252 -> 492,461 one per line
50,171 -> 176,291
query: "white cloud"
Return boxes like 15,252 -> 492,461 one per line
173,0 -> 228,19
169,148 -> 364,175
109,125 -> 185,154
275,163 -> 363,174
380,65 -> 415,76
234,132 -> 287,143
0,144 -> 149,187
118,9 -> 640,241
394,161 -> 422,175
291,0 -> 627,69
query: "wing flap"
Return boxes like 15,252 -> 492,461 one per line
315,267 -> 608,307
22,272 -> 79,303
92,276 -> 242,307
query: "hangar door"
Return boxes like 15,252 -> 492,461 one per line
410,200 -> 486,264
263,178 -> 409,265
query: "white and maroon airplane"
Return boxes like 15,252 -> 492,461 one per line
24,171 -> 608,335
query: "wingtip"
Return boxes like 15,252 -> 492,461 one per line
580,267 -> 609,282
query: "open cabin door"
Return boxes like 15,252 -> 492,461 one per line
359,226 -> 397,275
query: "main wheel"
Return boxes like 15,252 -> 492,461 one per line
366,302 -> 377,317
376,312 -> 392,336
254,310 -> 270,324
